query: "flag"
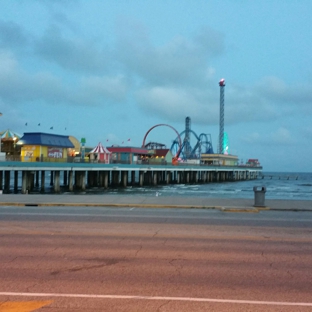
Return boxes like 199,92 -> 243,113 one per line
122,141 -> 124,144
50,126 -> 53,130
127,138 -> 131,141
25,122 -> 27,126
0,112 -> 2,116
38,123 -> 40,126
106,139 -> 109,142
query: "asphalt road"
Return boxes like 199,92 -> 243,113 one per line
1,206 -> 312,311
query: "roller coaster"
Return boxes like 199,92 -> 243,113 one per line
170,117 -> 213,160
142,117 -> 214,164
170,131 -> 213,160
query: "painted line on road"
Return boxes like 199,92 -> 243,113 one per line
0,300 -> 52,311
0,292 -> 311,307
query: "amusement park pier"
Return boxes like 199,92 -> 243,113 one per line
0,78 -> 262,194
0,160 -> 261,194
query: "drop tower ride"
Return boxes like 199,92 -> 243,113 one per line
218,78 -> 225,154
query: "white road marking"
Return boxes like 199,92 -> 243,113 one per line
129,208 -> 135,211
0,292 -> 311,307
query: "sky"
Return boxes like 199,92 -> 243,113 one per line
0,0 -> 311,172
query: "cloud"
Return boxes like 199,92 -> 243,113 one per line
241,127 -> 294,146
113,24 -> 310,126
134,73 -> 312,128
34,25 -> 113,74
225,84 -> 280,124
255,76 -> 312,107
0,50 -> 129,106
0,51 -> 65,103
0,20 -> 29,50
116,22 -> 225,87
135,81 -> 281,127
0,50 -> 18,75
136,86 -> 219,124
302,126 -> 312,139
104,133 -> 121,145
193,26 -> 225,57
34,0 -> 77,9
221,77 -> 312,125
241,132 -> 261,144
256,76 -> 287,98
271,127 -> 294,144
1,16 -> 311,129
70,75 -> 129,104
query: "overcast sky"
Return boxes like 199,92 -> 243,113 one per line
0,0 -> 311,172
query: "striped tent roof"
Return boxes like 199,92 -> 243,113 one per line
0,129 -> 22,141
90,142 -> 111,154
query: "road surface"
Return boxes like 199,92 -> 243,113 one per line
0,206 -> 312,311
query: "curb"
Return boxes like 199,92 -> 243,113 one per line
0,202 -> 251,211
220,207 -> 259,213
0,202 -> 219,209
1,202 -> 311,212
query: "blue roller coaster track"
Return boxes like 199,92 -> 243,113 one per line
170,130 -> 214,160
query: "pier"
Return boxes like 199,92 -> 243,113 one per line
0,161 -> 261,194
259,174 -> 299,180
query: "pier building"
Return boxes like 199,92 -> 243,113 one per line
68,136 -> 81,157
201,153 -> 239,166
152,149 -> 173,164
107,146 -> 151,164
17,132 -> 74,162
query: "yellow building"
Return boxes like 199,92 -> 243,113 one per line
17,132 -> 74,162
149,149 -> 173,164
68,135 -> 81,156
201,153 -> 238,166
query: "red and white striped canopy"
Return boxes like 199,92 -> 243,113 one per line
90,142 -> 111,154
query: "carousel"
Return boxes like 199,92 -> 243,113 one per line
0,129 -> 21,156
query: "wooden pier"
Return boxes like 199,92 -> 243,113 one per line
0,161 -> 262,194
259,174 -> 299,180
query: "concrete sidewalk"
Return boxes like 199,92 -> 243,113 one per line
0,194 -> 311,212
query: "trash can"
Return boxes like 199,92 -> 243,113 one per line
253,186 -> 266,207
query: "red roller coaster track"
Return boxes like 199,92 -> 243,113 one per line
142,124 -> 182,164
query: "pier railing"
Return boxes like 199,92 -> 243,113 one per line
3,155 -> 262,170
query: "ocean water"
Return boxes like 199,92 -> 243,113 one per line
86,172 -> 312,200
9,171 -> 312,200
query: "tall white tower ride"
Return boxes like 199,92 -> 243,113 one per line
218,78 -> 225,154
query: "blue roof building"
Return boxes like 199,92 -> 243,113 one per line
17,132 -> 74,162
17,132 -> 74,148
